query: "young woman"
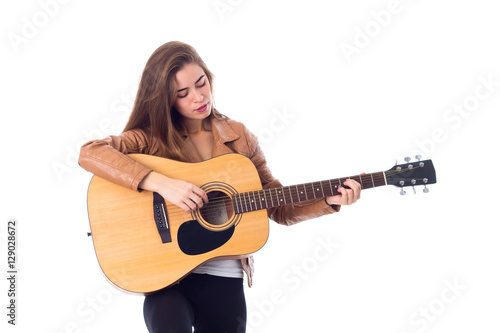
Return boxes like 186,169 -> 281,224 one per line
79,41 -> 362,333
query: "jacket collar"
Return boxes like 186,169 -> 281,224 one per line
179,115 -> 239,143
211,116 -> 240,144
178,115 -> 240,159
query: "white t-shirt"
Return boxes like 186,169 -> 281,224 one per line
192,259 -> 243,278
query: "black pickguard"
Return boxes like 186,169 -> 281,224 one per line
177,220 -> 234,255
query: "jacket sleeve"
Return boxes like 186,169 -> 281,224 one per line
241,126 -> 340,226
78,129 -> 154,191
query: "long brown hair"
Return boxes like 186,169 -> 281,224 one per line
124,41 -> 225,161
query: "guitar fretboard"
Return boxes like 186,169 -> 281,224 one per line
232,172 -> 386,214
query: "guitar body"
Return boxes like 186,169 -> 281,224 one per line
87,153 -> 269,294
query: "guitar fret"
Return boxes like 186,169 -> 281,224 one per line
358,176 -> 364,189
360,175 -> 366,189
249,192 -> 255,211
368,173 -> 376,188
233,193 -> 241,214
235,194 -> 240,214
240,193 -> 245,212
235,170 -> 395,213
242,193 -> 246,211
232,196 -> 238,214
314,182 -> 321,198
244,192 -> 250,212
238,193 -> 244,213
240,194 -> 245,213
257,191 -> 263,209
245,192 -> 252,212
332,179 -> 337,192
237,194 -> 243,214
327,180 -> 334,196
252,192 -> 258,210
287,187 -> 294,203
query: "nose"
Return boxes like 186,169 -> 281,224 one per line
191,88 -> 203,102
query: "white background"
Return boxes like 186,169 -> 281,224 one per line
1,0 -> 499,332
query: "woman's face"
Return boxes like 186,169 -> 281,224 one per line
173,63 -> 212,122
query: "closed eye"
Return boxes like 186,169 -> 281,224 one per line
196,79 -> 206,88
177,75 -> 206,98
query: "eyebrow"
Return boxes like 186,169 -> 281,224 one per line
176,75 -> 205,93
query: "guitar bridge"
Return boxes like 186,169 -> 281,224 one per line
153,192 -> 172,243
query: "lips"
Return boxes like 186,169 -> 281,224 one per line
195,103 -> 208,112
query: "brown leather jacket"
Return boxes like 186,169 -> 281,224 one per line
79,115 -> 339,287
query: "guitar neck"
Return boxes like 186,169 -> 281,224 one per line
233,171 -> 387,214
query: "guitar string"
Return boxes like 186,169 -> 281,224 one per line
161,174 -> 384,215
159,168 -> 426,218
196,172 -> 390,206
152,165 -> 426,212
169,167 -> 420,210
155,166 -> 422,212
161,177 -> 429,219
161,180 -> 428,219
153,165 -> 430,218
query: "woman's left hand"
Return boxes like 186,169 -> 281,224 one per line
325,176 -> 362,206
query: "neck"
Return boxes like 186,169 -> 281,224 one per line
182,117 -> 211,134
232,171 -> 387,214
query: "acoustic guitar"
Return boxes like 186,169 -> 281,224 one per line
86,153 -> 436,294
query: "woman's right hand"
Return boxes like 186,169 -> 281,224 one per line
138,171 -> 209,212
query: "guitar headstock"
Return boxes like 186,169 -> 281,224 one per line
385,157 -> 437,195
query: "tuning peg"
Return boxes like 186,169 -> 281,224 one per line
411,180 -> 416,194
415,154 -> 422,161
404,157 -> 411,163
423,186 -> 429,193
400,188 -> 406,196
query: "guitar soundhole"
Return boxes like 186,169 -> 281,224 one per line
199,191 -> 234,226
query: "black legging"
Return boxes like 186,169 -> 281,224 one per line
143,273 -> 247,333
